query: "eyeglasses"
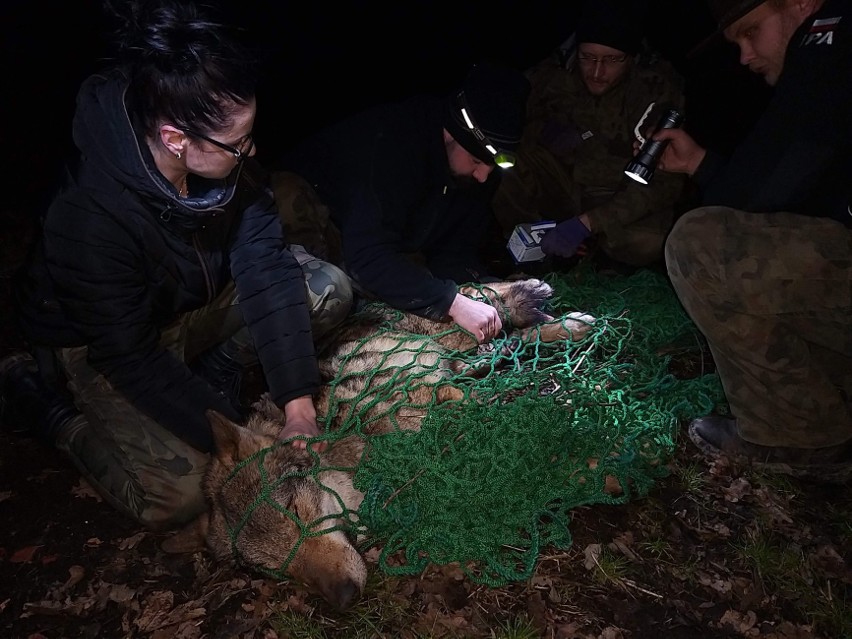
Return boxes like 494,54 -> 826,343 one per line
183,129 -> 254,160
577,53 -> 629,67
454,91 -> 517,169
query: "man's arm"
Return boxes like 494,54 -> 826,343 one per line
653,128 -> 707,177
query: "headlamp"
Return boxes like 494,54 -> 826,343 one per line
455,91 -> 517,169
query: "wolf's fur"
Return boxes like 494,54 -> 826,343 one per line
161,279 -> 595,610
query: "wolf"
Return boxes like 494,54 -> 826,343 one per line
161,278 -> 595,610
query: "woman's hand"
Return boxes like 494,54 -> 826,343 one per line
279,395 -> 327,453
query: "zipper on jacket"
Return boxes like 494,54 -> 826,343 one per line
192,233 -> 215,304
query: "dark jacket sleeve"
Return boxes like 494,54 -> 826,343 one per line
228,167 -> 320,407
339,179 -> 460,320
692,149 -> 727,193
324,109 -> 461,320
424,184 -> 497,284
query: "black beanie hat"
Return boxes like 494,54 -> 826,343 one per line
708,0 -> 766,31
688,0 -> 766,56
444,61 -> 531,166
576,0 -> 646,54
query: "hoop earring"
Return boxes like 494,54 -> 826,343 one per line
176,152 -> 182,160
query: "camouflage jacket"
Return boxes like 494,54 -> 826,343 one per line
516,52 -> 687,243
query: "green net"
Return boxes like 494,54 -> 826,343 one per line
236,266 -> 726,585
340,266 -> 725,586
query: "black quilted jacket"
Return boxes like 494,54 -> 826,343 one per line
14,67 -> 319,452
278,95 -> 498,320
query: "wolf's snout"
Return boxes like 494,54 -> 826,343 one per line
327,578 -> 363,611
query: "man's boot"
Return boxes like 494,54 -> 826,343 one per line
0,352 -> 81,446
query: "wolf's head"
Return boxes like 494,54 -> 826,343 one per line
162,406 -> 368,611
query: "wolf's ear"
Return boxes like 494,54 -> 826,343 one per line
160,512 -> 209,554
207,409 -> 243,463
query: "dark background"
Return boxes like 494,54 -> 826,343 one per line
3,0 -> 773,215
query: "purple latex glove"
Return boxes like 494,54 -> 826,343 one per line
539,119 -> 583,157
539,218 -> 591,258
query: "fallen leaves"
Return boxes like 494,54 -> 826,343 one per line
63,565 -> 86,591
2,429 -> 851,638
718,608 -> 759,634
10,545 -> 42,563
808,544 -> 852,583
119,532 -> 147,550
134,590 -> 204,633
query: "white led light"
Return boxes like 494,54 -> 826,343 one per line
461,108 -> 474,129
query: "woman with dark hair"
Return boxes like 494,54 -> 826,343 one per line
0,0 -> 352,529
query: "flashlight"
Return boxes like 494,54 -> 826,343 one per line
624,107 -> 684,185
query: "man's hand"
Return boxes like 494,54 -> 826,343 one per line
540,217 -> 591,258
643,128 -> 707,176
279,395 -> 327,453
448,293 -> 502,343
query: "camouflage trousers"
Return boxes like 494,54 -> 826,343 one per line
666,206 -> 852,448
270,171 -> 344,267
54,249 -> 352,530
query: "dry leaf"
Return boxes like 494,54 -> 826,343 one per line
119,532 -> 147,550
722,477 -> 752,502
603,475 -> 623,496
40,553 -> 59,565
10,545 -> 41,563
71,478 -> 103,501
134,590 -> 175,632
63,565 -> 86,590
583,544 -> 602,571
108,584 -> 137,604
718,609 -> 759,635
808,544 -> 852,581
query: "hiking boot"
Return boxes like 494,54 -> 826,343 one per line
688,416 -> 852,484
0,351 -> 81,446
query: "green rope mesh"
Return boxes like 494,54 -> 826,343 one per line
236,266 -> 726,584
223,443 -> 360,581
347,267 -> 725,585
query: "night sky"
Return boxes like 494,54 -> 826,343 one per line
4,0 -> 773,213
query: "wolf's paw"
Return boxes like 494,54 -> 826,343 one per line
512,278 -> 553,302
476,342 -> 497,356
506,278 -> 555,327
561,311 -> 597,341
523,311 -> 597,344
